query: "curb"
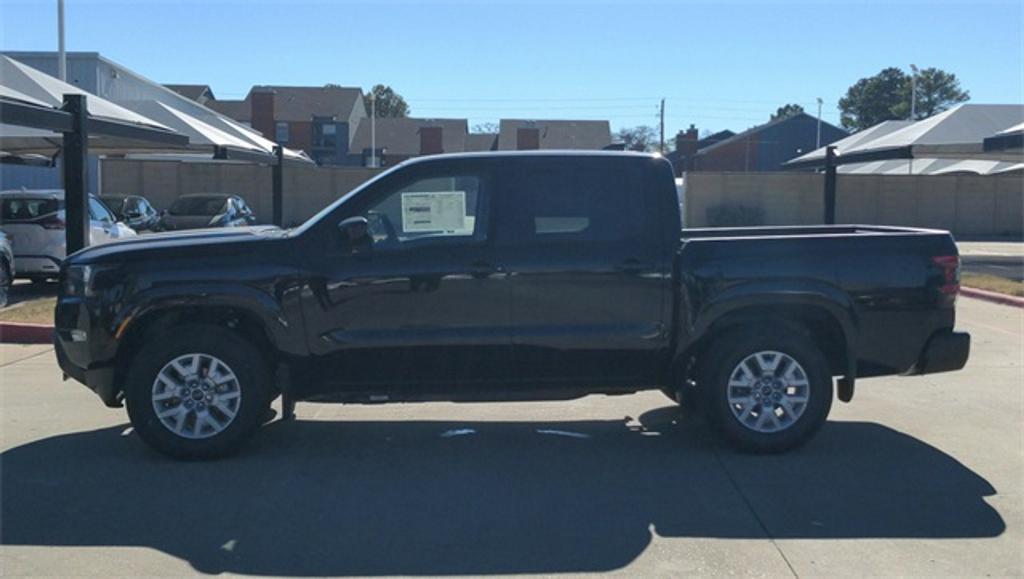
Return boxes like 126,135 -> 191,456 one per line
960,286 -> 1024,308
0,322 -> 54,344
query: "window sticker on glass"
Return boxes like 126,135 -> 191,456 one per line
401,191 -> 467,233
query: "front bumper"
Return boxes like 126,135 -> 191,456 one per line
55,334 -> 121,407
54,295 -> 123,407
912,330 -> 971,375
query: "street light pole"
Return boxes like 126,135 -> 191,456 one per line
910,64 -> 919,120
57,0 -> 66,81
816,97 -> 823,149
659,98 -> 665,154
370,92 -> 376,168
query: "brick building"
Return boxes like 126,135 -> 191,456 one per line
202,85 -> 367,165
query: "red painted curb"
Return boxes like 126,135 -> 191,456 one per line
960,286 -> 1024,308
0,322 -> 54,344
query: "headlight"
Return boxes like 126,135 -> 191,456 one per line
62,265 -> 104,297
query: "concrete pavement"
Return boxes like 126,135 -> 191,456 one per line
1,297 -> 1021,576
959,241 -> 1024,281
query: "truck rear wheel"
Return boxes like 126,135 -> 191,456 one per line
700,331 -> 832,453
124,324 -> 272,459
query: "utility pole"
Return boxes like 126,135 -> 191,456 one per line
659,98 -> 665,154
369,92 -> 376,168
910,64 -> 918,120
816,97 -> 823,148
57,0 -> 66,81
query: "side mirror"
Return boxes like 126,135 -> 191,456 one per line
338,216 -> 372,249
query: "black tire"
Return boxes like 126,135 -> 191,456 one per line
700,330 -> 832,453
660,381 -> 700,412
124,324 -> 272,459
0,258 -> 11,308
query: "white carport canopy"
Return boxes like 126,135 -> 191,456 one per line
788,104 -> 1024,169
0,55 -> 185,156
839,157 -> 1023,176
788,120 -> 911,166
105,70 -> 312,165
117,99 -> 271,160
984,121 -> 1024,152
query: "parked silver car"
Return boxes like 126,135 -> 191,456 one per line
0,189 -> 137,282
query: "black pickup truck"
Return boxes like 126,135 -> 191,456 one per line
55,152 -> 970,458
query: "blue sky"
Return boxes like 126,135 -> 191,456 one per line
1,0 -> 1021,136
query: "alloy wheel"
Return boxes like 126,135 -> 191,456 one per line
151,353 -> 242,439
726,350 -> 810,433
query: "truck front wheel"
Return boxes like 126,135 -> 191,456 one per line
124,324 -> 272,459
700,331 -> 833,453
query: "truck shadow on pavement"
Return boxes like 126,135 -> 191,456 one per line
0,406 -> 1005,576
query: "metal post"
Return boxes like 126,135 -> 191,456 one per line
370,92 -> 376,168
57,0 -> 66,81
815,97 -> 823,148
272,145 -> 284,227
659,98 -> 665,154
62,93 -> 89,253
823,145 -> 837,225
910,64 -> 918,120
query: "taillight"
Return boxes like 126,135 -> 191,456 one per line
37,214 -> 65,230
932,255 -> 960,296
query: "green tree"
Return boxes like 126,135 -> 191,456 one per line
913,67 -> 970,119
838,67 -> 969,130
363,85 -> 409,118
615,125 -> 659,152
771,103 -> 805,120
471,122 -> 499,134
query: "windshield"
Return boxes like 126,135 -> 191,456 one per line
168,196 -> 227,216
0,197 -> 64,223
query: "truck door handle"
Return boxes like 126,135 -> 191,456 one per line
615,259 -> 652,275
469,261 -> 502,279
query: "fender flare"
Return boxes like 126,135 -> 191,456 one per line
678,280 -> 859,395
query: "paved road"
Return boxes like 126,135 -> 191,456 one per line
963,260 -> 1024,282
1,297 -> 1021,576
959,241 -> 1023,281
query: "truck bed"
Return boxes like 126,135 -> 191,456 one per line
681,224 -> 953,241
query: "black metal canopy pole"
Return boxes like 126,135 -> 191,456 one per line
823,145 -> 837,225
272,145 -> 284,227
62,94 -> 89,254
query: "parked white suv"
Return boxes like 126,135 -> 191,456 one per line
0,189 -> 137,282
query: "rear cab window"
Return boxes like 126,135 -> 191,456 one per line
499,158 -> 647,244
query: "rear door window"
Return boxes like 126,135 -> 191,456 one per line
0,198 -> 63,223
502,160 -> 646,244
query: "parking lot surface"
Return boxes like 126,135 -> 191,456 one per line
1,297 -> 1021,576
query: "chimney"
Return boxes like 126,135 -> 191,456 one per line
420,126 -> 443,155
251,87 -> 276,141
676,124 -> 699,173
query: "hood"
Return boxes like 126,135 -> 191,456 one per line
66,226 -> 285,265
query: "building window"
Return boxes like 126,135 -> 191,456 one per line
316,123 -> 337,149
275,122 -> 290,143
517,127 -> 540,150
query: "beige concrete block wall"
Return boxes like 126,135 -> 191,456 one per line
684,171 -> 1023,238
101,159 -> 381,227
